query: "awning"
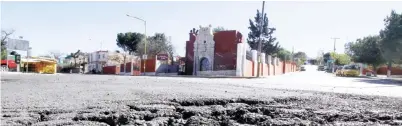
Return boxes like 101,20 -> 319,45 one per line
21,58 -> 57,63
21,59 -> 41,63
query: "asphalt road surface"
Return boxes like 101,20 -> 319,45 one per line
1,66 -> 402,125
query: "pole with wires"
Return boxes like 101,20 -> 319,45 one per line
256,1 -> 265,77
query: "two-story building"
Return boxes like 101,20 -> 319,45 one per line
88,50 -> 110,72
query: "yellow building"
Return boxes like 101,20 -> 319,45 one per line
21,57 -> 57,74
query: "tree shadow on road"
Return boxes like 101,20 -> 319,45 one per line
353,78 -> 402,86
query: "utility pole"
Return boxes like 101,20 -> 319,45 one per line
126,14 -> 147,75
292,46 -> 294,61
256,1 -> 265,77
331,37 -> 339,73
331,38 -> 339,53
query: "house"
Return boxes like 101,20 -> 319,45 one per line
88,50 -> 137,73
59,52 -> 88,73
88,50 -> 110,72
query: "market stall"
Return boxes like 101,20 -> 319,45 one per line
21,57 -> 57,74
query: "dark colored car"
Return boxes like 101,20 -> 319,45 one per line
317,65 -> 325,71
300,66 -> 306,71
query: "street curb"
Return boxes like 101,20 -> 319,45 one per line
141,75 -> 258,79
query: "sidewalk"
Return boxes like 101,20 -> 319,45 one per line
143,74 -> 258,79
363,75 -> 402,83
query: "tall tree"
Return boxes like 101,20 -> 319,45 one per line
116,32 -> 144,55
379,10 -> 402,76
213,26 -> 227,33
247,10 -> 280,55
1,30 -> 14,60
277,47 -> 291,61
330,52 -> 351,66
293,51 -> 307,65
323,52 -> 331,63
116,32 -> 144,72
345,36 -> 385,76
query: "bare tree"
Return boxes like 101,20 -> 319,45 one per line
49,50 -> 64,60
108,52 -> 123,65
66,50 -> 81,68
1,30 -> 15,59
137,33 -> 174,59
166,37 -> 175,64
1,30 -> 14,44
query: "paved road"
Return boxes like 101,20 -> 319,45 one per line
2,67 -> 402,125
1,66 -> 401,109
155,65 -> 402,97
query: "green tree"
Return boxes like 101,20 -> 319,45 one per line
116,32 -> 144,55
116,32 -> 145,73
1,30 -> 14,60
293,52 -> 307,66
323,52 -> 331,63
330,52 -> 351,65
247,10 -> 280,55
345,36 -> 385,76
276,47 -> 291,61
213,26 -> 227,33
379,10 -> 402,76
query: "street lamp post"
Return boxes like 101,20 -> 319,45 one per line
126,14 -> 147,75
331,38 -> 339,73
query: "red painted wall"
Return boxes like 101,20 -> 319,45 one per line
282,62 -> 296,74
120,62 -> 141,73
362,65 -> 402,75
213,31 -> 243,71
184,33 -> 196,75
378,66 -> 402,75
141,59 -> 156,72
102,66 -> 120,75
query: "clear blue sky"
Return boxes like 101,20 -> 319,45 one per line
1,1 -> 401,58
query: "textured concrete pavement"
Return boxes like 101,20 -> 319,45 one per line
150,65 -> 402,97
2,68 -> 402,125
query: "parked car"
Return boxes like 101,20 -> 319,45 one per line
340,65 -> 360,77
300,66 -> 306,71
317,65 -> 325,71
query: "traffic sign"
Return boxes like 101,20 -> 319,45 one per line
157,54 -> 168,60
15,54 -> 21,64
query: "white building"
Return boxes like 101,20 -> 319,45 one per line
88,50 -> 110,72
193,25 -> 215,74
87,50 -> 140,73
60,53 -> 88,69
